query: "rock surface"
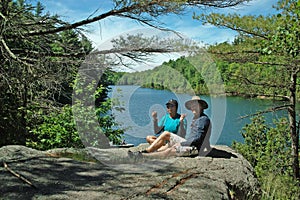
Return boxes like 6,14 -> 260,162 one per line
0,145 -> 259,200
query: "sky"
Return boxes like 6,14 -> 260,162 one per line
36,0 -> 279,45
35,0 -> 279,71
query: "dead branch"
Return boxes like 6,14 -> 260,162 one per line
0,38 -> 34,70
3,162 -> 37,189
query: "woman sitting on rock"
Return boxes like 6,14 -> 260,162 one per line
129,96 -> 211,158
146,99 -> 187,146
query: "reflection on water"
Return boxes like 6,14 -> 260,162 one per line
109,85 -> 287,147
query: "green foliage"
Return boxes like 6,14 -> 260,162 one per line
113,52 -> 292,98
214,59 -> 289,98
107,71 -> 126,85
94,82 -> 125,145
233,116 -> 292,176
0,1 -> 92,147
116,56 -> 208,95
197,0 -> 299,182
96,98 -> 124,145
72,69 -> 125,147
260,173 -> 300,200
233,116 -> 299,199
262,0 -> 300,57
197,2 -> 299,100
0,1 -> 123,150
70,101 -> 124,148
26,105 -> 83,150
233,116 -> 268,168
26,92 -> 124,150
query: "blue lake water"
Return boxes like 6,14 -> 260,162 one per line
109,85 -> 287,147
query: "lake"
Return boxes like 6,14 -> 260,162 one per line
109,85 -> 287,147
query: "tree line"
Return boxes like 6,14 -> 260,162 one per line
113,55 -> 293,99
115,57 -> 208,94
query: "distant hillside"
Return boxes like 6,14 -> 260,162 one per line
111,53 -> 293,99
113,56 -> 218,95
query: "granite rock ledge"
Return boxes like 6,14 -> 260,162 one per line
0,144 -> 259,200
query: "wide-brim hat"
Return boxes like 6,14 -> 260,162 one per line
185,96 -> 208,110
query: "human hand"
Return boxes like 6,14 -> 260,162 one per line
180,114 -> 186,122
152,111 -> 157,119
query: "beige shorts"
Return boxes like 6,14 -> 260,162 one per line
168,132 -> 186,147
168,133 -> 198,156
175,146 -> 198,156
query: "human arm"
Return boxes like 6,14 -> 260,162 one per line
152,111 -> 164,134
180,115 -> 210,148
177,114 -> 187,138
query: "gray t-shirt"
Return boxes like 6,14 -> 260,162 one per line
181,113 -> 210,149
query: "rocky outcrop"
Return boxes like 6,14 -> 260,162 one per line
0,145 -> 259,200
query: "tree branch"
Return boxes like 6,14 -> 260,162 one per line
234,74 -> 288,89
25,2 -> 166,36
208,50 -> 293,67
186,0 -> 249,8
239,104 -> 290,119
115,13 -> 182,37
219,23 -> 268,39
24,0 -> 250,37
0,38 -> 33,69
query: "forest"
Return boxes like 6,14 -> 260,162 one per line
115,55 -> 292,99
0,0 -> 299,199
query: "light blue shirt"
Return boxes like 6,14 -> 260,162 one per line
158,113 -> 187,135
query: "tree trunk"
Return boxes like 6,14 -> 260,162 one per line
288,71 -> 299,180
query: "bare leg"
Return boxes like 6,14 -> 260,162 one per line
157,144 -> 169,152
143,146 -> 177,158
146,135 -> 157,144
146,131 -> 171,152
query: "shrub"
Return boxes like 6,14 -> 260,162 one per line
232,116 -> 299,199
26,105 -> 83,150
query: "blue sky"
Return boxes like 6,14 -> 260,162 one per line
37,0 -> 279,47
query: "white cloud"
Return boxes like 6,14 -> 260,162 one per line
85,17 -> 146,47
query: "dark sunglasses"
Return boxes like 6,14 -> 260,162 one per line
167,104 -> 175,109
